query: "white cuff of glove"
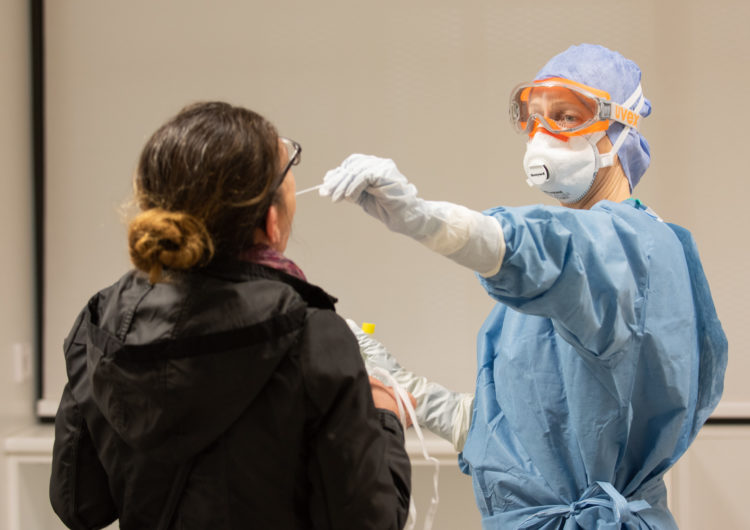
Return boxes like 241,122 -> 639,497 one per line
347,319 -> 474,452
415,200 -> 505,277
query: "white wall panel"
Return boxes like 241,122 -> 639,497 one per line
0,0 -> 36,523
42,0 -> 748,414
668,425 -> 750,529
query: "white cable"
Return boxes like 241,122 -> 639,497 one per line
371,367 -> 440,530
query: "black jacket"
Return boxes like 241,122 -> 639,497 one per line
50,259 -> 411,529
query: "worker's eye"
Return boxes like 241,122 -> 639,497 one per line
551,111 -> 584,128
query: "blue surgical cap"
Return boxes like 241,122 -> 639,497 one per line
534,44 -> 652,190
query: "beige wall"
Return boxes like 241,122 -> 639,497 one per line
0,0 -> 36,520
39,0 -> 750,418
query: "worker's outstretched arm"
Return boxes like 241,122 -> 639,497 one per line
321,154 -> 505,277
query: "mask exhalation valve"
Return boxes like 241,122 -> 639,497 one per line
526,164 -> 549,187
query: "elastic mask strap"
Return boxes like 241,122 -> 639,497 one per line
586,131 -> 607,171
599,84 -> 645,168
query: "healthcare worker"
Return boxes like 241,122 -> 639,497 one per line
321,44 -> 727,529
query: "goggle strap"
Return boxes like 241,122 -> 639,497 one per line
608,102 -> 641,130
601,84 -> 646,167
604,84 -> 646,130
622,84 -> 643,110
633,89 -> 646,115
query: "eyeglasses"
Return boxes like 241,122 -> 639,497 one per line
270,137 -> 302,194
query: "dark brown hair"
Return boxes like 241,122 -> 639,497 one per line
128,101 -> 281,282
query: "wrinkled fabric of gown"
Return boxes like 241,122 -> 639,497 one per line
458,199 -> 727,529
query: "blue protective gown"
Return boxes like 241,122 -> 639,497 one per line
458,199 -> 727,529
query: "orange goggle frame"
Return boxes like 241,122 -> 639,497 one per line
510,77 -> 642,138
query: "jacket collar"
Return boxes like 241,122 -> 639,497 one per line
201,257 -> 338,311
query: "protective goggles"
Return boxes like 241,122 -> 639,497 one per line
509,77 -> 643,138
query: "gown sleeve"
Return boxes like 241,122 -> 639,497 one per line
479,203 -> 650,360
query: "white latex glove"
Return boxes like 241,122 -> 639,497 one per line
321,154 -> 505,277
346,319 -> 474,452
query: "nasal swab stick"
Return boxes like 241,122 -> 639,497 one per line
296,184 -> 323,196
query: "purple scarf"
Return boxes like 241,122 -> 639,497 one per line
239,244 -> 307,282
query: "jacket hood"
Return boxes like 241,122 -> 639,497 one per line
70,262 -> 334,463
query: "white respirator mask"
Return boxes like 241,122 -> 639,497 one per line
523,130 -> 607,204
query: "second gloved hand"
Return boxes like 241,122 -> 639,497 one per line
346,319 -> 474,452
321,154 -> 505,276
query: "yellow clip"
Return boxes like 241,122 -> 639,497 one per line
361,322 -> 376,335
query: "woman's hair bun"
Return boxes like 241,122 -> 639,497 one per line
128,209 -> 215,283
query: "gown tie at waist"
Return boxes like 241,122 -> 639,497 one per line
518,481 -> 651,528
